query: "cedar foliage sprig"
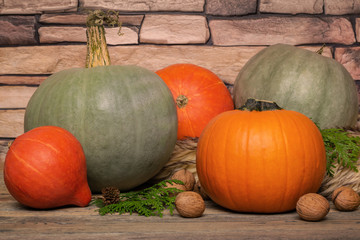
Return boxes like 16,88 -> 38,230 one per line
92,179 -> 184,217
320,128 -> 360,177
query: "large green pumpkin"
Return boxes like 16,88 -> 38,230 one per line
233,44 -> 358,129
24,65 -> 178,192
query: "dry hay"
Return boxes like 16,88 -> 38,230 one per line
151,138 -> 198,182
319,128 -> 360,199
152,127 -> 360,199
318,159 -> 360,199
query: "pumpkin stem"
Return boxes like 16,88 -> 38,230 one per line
176,95 -> 189,108
316,43 -> 326,55
238,98 -> 282,111
85,10 -> 123,68
7,140 -> 13,149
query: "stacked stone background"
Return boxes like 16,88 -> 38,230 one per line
0,0 -> 360,162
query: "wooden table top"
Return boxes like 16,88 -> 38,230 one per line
1,162 -> 359,240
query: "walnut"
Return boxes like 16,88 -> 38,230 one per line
164,182 -> 186,197
193,180 -> 210,200
171,169 -> 196,191
332,186 -> 360,211
296,193 -> 330,221
175,191 -> 205,218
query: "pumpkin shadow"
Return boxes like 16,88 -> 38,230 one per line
9,200 -> 89,212
206,199 -> 297,216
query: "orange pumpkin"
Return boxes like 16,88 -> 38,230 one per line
4,126 -> 92,209
196,99 -> 326,213
156,63 -> 234,139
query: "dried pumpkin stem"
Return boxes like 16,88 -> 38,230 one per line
238,98 -> 282,111
7,140 -> 13,149
176,95 -> 189,108
85,10 -> 123,68
316,43 -> 326,55
86,25 -> 111,68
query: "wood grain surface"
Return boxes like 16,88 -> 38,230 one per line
0,162 -> 359,240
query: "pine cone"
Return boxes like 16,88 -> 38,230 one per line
101,186 -> 120,205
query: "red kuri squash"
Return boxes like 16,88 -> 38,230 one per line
156,63 -> 234,139
4,126 -> 91,209
196,99 -> 327,213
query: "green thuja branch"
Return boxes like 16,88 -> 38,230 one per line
92,179 -> 184,217
320,128 -> 360,177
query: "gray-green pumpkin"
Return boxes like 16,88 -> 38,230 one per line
24,12 -> 178,193
233,44 -> 358,129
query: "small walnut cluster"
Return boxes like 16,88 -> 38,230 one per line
296,186 -> 359,222
170,169 -> 209,218
332,186 -> 360,211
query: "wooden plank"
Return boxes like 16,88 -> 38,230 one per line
0,75 -> 47,85
0,86 -> 37,108
0,162 -> 359,240
0,109 -> 24,138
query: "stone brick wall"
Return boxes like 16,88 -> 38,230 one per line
0,0 -> 360,160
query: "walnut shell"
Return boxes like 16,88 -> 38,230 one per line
171,169 -> 195,191
164,182 -> 186,197
193,180 -> 210,200
175,191 -> 205,218
332,186 -> 360,211
296,193 -> 330,221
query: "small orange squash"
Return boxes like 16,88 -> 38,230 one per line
196,99 -> 326,213
156,63 -> 234,139
4,126 -> 92,209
